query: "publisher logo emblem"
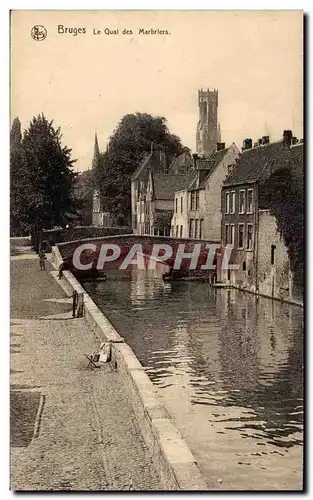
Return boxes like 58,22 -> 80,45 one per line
31,25 -> 47,41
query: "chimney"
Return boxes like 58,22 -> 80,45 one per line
192,153 -> 198,169
291,136 -> 298,145
261,136 -> 270,145
242,138 -> 252,150
283,130 -> 293,147
216,142 -> 225,151
258,138 -> 262,146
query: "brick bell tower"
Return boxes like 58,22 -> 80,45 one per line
196,88 -> 220,156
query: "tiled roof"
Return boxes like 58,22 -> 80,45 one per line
189,147 -> 230,190
223,141 -> 291,187
168,151 -> 193,174
131,150 -> 164,181
153,173 -> 194,200
188,170 -> 208,190
288,143 -> 304,190
290,143 -> 304,173
199,169 -> 211,188
205,148 -> 229,170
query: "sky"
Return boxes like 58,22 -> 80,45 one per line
11,10 -> 303,172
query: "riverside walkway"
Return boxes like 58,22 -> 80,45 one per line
10,253 -> 162,491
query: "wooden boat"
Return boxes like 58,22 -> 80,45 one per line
78,274 -> 107,283
163,275 -> 209,282
210,282 -> 232,288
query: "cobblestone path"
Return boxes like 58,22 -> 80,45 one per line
10,257 -> 162,491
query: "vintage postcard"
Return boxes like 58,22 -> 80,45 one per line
10,10 -> 303,491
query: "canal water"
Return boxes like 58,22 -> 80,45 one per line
84,266 -> 304,490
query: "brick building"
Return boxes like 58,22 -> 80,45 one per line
221,131 -> 303,301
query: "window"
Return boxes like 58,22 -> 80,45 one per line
230,191 -> 236,214
175,197 -> 178,213
190,191 -> 195,210
199,219 -> 204,239
227,164 -> 234,176
238,224 -> 245,249
239,189 -> 246,214
224,224 -> 229,244
176,225 -> 179,237
247,189 -> 254,213
247,224 -> 253,249
195,191 -> 200,210
189,219 -> 195,238
195,219 -> 199,239
242,261 -> 246,271
230,224 -> 235,246
180,225 -> 183,237
225,192 -> 230,214
271,244 -> 276,265
180,197 -> 183,213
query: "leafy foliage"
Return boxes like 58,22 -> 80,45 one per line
153,211 -> 173,233
74,170 -> 94,225
259,166 -> 304,289
10,114 -> 77,236
10,118 -> 29,235
95,113 -> 185,224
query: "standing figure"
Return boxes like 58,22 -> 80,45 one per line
72,290 -> 78,317
38,250 -> 47,271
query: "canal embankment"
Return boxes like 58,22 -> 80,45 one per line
10,253 -> 163,490
83,266 -> 303,490
51,245 -> 208,490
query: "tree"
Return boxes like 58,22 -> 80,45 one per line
10,114 -> 77,238
74,170 -> 94,225
153,211 -> 172,235
259,167 -> 304,289
95,113 -> 185,224
10,118 -> 30,235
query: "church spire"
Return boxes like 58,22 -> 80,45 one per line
92,132 -> 100,169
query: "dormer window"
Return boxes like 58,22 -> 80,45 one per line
227,164 -> 234,176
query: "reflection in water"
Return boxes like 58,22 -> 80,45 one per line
84,266 -> 303,490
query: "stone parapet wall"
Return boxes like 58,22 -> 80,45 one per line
56,234 -> 221,278
43,226 -> 131,248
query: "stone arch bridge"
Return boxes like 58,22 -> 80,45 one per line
55,234 -> 228,279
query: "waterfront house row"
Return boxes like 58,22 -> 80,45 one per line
220,131 -> 303,301
131,142 -> 240,240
